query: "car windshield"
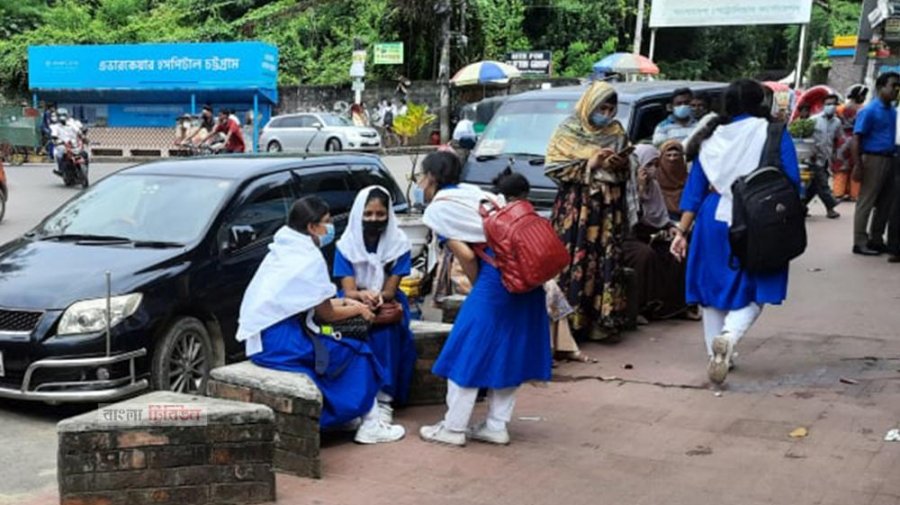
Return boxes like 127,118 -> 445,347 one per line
321,114 -> 352,127
474,99 -> 633,157
35,174 -> 234,244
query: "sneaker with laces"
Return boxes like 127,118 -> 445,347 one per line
419,422 -> 466,446
354,420 -> 405,444
467,422 -> 510,445
708,334 -> 733,385
378,402 -> 394,424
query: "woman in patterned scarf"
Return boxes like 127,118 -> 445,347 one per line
545,81 -> 634,341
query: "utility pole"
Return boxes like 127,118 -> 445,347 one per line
438,0 -> 452,144
633,0 -> 646,55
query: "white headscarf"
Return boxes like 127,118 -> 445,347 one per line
422,183 -> 504,243
698,117 -> 769,225
236,226 -> 337,356
336,186 -> 411,291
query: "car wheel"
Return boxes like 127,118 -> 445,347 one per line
267,140 -> 282,153
325,138 -> 342,152
151,317 -> 214,395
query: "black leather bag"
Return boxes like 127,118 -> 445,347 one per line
729,122 -> 807,273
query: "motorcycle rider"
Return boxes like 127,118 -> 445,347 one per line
51,109 -> 85,175
201,108 -> 246,153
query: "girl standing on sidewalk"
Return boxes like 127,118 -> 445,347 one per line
417,151 -> 552,446
670,79 -> 800,385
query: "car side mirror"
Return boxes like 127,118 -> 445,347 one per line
226,225 -> 257,251
459,136 -> 477,150
312,122 -> 323,129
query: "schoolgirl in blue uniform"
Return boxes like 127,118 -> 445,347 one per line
236,196 -> 406,444
417,151 -> 552,446
334,186 -> 417,424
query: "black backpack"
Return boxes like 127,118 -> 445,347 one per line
729,122 -> 807,273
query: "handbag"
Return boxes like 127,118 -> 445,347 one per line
314,315 -> 371,341
373,300 -> 403,326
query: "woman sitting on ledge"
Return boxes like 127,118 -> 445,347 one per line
236,196 -> 405,445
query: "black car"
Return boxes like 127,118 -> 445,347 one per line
461,80 -> 727,209
0,154 -> 406,402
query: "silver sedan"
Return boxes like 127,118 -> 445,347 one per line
259,112 -> 382,153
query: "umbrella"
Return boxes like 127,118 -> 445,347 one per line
450,61 -> 521,87
592,53 -> 659,75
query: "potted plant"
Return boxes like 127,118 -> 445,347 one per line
392,101 -> 437,206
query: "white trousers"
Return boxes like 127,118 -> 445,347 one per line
701,303 -> 763,356
443,380 -> 517,432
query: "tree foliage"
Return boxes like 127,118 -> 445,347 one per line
0,0 -> 865,98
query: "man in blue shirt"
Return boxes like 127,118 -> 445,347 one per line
851,72 -> 900,256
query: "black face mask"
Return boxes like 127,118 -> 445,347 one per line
363,219 -> 388,235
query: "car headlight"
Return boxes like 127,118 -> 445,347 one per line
58,294 -> 143,335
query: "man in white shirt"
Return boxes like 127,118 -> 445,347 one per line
806,94 -> 842,219
51,109 -> 85,174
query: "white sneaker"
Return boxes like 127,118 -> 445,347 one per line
467,421 -> 510,445
419,422 -> 466,446
708,334 -> 734,385
354,420 -> 406,444
378,402 -> 394,425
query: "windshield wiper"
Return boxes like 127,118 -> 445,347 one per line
528,157 -> 546,166
38,234 -> 183,248
40,234 -> 133,243
131,240 -> 184,248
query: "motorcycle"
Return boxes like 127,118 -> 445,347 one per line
53,130 -> 89,189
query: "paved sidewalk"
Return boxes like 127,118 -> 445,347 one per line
276,204 -> 900,505
20,203 -> 900,505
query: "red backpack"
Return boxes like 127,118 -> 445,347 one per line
474,199 -> 570,294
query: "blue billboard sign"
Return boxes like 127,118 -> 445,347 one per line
28,42 -> 278,98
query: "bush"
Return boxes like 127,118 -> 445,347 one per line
788,119 -> 815,139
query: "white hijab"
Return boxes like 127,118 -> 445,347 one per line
422,183 -> 504,243
236,226 -> 337,356
336,186 -> 411,291
698,117 -> 769,224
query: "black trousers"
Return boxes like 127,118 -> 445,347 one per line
887,164 -> 900,255
803,161 -> 838,211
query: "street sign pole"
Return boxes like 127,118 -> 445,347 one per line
795,23 -> 808,89
634,0 -> 646,55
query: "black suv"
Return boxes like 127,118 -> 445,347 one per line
461,80 -> 727,209
0,154 -> 406,402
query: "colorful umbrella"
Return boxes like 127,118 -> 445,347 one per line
450,60 -> 522,87
592,53 -> 659,75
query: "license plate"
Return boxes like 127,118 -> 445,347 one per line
0,351 -> 5,377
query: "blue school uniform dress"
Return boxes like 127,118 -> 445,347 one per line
680,118 -> 801,311
334,249 -> 418,404
250,316 -> 385,429
432,248 -> 552,389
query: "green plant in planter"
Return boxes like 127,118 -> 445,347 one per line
788,119 -> 815,139
392,101 -> 437,208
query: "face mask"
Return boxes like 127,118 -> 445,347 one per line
673,105 -> 692,119
363,219 -> 388,235
823,105 -> 836,117
182,121 -> 191,129
317,223 -> 335,248
589,112 -> 611,129
412,186 -> 426,206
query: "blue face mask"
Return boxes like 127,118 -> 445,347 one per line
589,112 -> 611,129
412,185 -> 426,206
823,104 -> 837,117
673,105 -> 692,119
317,223 -> 335,248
